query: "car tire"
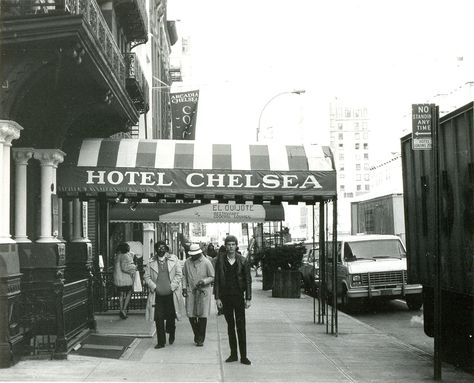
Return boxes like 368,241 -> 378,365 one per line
406,294 -> 423,310
341,286 -> 362,312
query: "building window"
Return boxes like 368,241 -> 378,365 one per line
364,163 -> 369,170
339,173 -> 345,179
365,185 -> 370,191
364,174 -> 370,181
338,133 -> 343,140
364,143 -> 368,150
345,109 -> 351,118
339,154 -> 344,161
356,164 -> 361,171
339,166 -> 344,171
340,185 -> 345,191
338,123 -> 343,130
339,143 -> 344,148
356,174 -> 361,181
355,154 -> 361,160
365,210 -> 374,232
354,122 -> 359,130
363,132 -> 368,139
357,185 -> 361,191
344,192 -> 354,198
355,143 -> 360,150
364,153 -> 369,159
355,133 -> 360,140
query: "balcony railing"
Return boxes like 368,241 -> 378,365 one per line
125,52 -> 149,113
114,0 -> 148,44
1,0 -> 126,88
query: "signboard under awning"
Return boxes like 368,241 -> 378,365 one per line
109,203 -> 285,223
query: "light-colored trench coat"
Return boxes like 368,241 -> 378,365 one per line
182,255 -> 214,318
144,253 -> 185,321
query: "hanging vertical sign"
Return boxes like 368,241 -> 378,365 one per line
171,90 -> 199,140
412,104 -> 433,150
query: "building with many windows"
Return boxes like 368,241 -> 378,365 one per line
329,99 -> 370,234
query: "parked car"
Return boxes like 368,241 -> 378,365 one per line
325,234 -> 423,311
299,241 -> 320,295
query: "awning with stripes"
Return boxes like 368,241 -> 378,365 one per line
58,139 -> 336,203
110,202 -> 285,223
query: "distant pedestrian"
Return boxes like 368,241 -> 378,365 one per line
214,235 -> 252,365
113,242 -> 137,319
144,241 -> 184,349
182,244 -> 215,346
207,243 -> 217,258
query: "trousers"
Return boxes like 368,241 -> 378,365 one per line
154,293 -> 176,346
188,317 -> 207,343
221,294 -> 247,358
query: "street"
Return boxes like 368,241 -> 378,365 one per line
349,300 -> 433,356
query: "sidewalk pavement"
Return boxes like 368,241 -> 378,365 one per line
1,279 -> 472,383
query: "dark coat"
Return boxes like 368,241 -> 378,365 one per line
213,253 -> 252,301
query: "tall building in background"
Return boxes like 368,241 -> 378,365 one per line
329,98 -> 370,234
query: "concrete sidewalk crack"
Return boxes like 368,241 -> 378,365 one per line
282,310 -> 357,383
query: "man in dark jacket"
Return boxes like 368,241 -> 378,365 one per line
214,235 -> 252,365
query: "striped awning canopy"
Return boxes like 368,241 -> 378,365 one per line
58,139 -> 336,203
110,202 -> 285,223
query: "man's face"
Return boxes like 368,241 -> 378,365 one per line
156,244 -> 167,257
225,241 -> 237,254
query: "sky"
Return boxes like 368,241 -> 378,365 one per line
168,0 -> 473,163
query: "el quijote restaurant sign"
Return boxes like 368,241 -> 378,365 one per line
412,104 -> 433,150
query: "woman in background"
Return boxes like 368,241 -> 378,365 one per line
113,242 -> 137,319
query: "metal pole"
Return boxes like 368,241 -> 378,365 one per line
432,105 -> 442,380
257,90 -> 305,141
325,201 -> 329,334
312,204 -> 316,324
333,197 -> 338,336
319,201 -> 325,324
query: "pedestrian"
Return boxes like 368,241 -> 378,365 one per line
214,235 -> 252,365
182,243 -> 215,346
113,242 -> 137,319
207,243 -> 217,258
144,241 -> 184,349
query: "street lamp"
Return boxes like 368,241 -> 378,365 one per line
257,89 -> 306,141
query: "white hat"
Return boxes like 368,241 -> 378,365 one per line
188,243 -> 202,256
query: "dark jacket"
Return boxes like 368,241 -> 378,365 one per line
213,253 -> 252,301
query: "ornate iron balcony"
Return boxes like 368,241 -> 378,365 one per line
125,52 -> 149,113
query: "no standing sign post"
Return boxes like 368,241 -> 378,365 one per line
412,104 -> 434,150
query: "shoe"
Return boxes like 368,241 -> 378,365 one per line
196,341 -> 204,347
225,355 -> 238,362
169,333 -> 175,345
154,344 -> 165,349
240,357 -> 251,365
119,311 -> 126,319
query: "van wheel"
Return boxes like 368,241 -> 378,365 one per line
341,287 -> 355,312
406,294 -> 423,310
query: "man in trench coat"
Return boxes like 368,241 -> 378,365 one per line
144,241 -> 184,349
182,243 -> 215,346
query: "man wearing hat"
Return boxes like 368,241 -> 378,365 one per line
182,243 -> 215,346
144,241 -> 184,349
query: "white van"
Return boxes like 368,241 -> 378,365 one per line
326,234 -> 422,311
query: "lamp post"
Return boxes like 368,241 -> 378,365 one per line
256,89 -> 306,141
